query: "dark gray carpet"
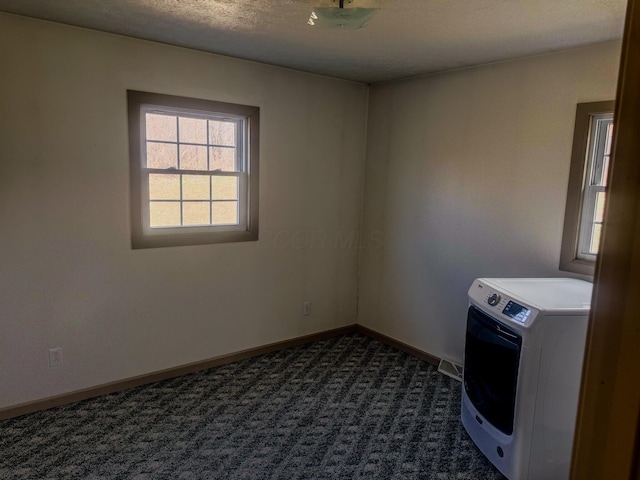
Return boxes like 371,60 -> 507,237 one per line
0,334 -> 506,479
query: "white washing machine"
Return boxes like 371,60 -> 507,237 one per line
461,278 -> 593,480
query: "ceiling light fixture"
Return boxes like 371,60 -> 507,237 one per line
308,0 -> 379,30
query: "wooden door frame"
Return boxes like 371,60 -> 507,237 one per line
571,0 -> 640,478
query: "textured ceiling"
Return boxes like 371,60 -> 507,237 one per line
0,0 -> 627,83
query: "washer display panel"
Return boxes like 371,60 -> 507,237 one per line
502,301 -> 531,323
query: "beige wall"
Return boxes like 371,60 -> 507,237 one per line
0,12 -> 623,411
0,14 -> 368,409
358,43 -> 621,364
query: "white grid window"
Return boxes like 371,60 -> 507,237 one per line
143,110 -> 244,229
129,91 -> 259,249
577,116 -> 614,260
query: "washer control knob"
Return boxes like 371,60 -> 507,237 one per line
487,293 -> 501,306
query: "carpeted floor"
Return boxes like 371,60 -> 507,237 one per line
0,334 -> 506,479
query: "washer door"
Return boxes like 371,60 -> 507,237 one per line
464,306 -> 522,435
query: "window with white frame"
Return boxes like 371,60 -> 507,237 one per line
128,91 -> 259,249
560,101 -> 614,275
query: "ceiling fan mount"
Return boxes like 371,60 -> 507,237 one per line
308,0 -> 380,30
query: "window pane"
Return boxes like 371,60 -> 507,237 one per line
594,192 -> 606,223
147,142 -> 177,169
183,202 -> 210,226
212,177 -> 238,200
180,145 -> 207,170
146,113 -> 176,142
209,120 -> 236,146
149,174 -> 180,200
179,117 -> 207,144
150,201 -> 180,227
590,223 -> 602,254
210,147 -> 236,171
605,123 -> 614,155
182,175 -> 210,200
212,201 -> 238,225
602,155 -> 610,186
593,161 -> 608,187
591,119 -> 613,187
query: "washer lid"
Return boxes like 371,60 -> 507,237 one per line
479,278 -> 593,314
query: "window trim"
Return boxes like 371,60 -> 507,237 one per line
128,90 -> 259,249
559,100 -> 614,276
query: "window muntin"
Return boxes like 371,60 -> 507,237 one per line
128,91 -> 259,249
559,100 -> 614,276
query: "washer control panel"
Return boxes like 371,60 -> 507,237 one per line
468,279 -> 538,327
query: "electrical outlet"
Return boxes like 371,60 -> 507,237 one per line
49,347 -> 63,368
303,301 -> 312,316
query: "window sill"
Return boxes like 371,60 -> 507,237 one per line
559,258 -> 595,277
131,229 -> 258,249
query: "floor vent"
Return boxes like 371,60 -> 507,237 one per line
438,358 -> 463,382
